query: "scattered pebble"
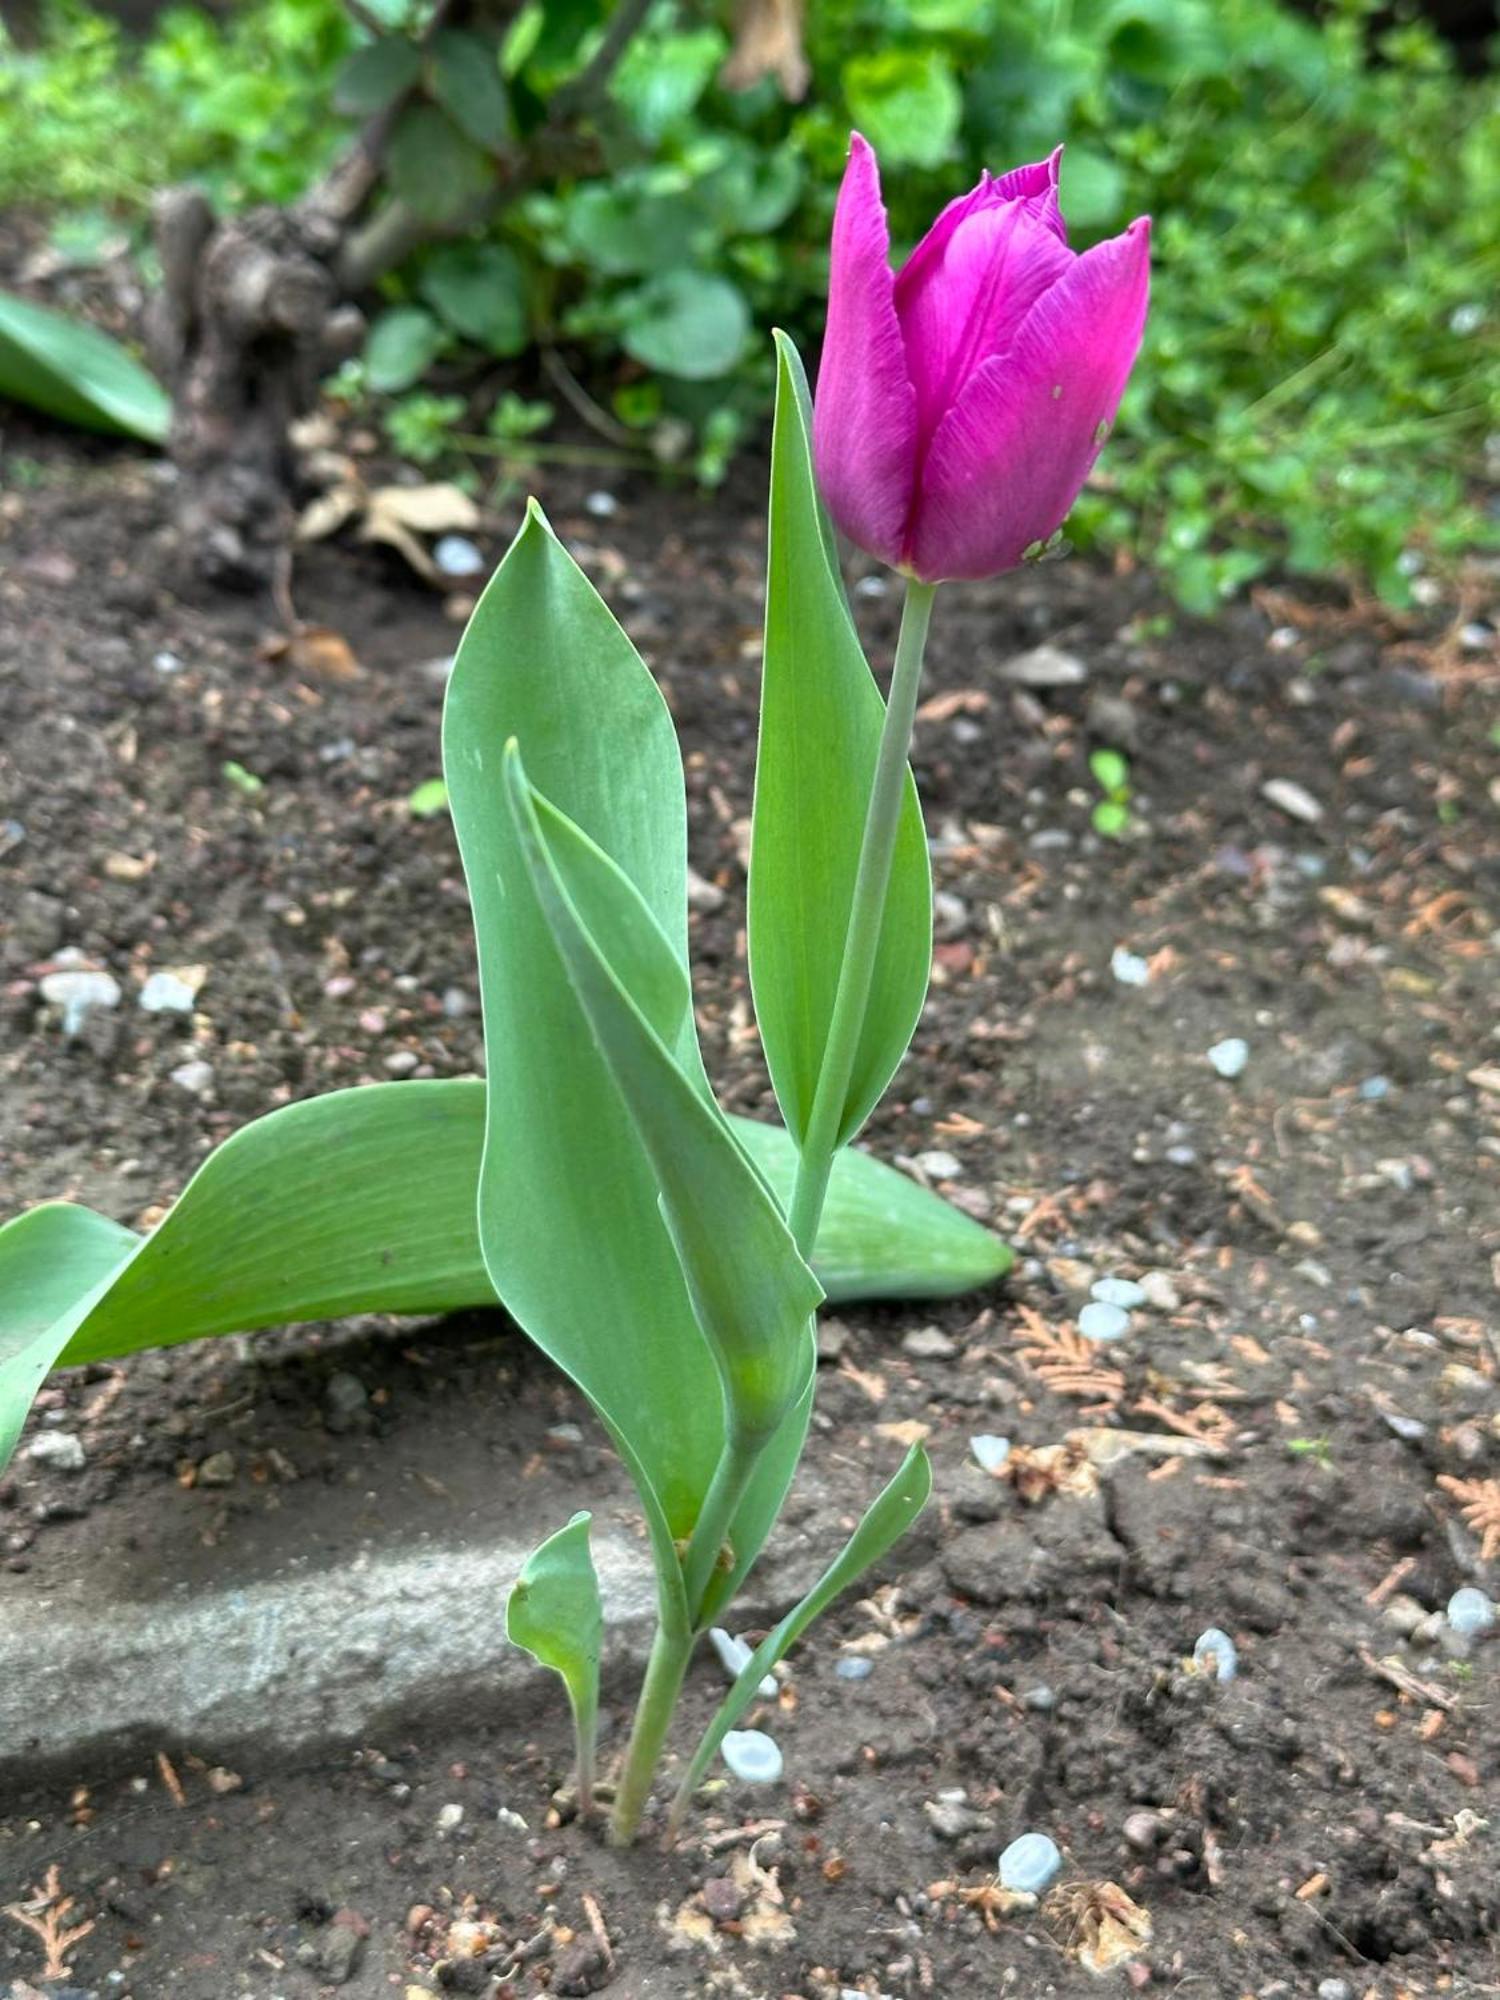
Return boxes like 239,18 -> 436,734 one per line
1318,1981 -> 1353,2000
902,1325 -> 957,1361
998,1831 -> 1062,1895
721,1729 -> 783,1785
686,868 -> 726,914
1207,1037 -> 1249,1080
835,1656 -> 873,1682
925,1793 -> 987,1841
139,970 -> 201,1014
384,1050 -> 420,1076
195,1451 -> 237,1488
1078,1301 -> 1131,1343
1446,1588 -> 1495,1637
1165,1144 -> 1198,1167
1380,1410 -> 1427,1443
1001,644 -> 1088,689
584,490 -> 618,518
169,1060 -> 215,1096
1110,946 -> 1151,987
914,1149 -> 962,1179
1138,1271 -> 1181,1312
25,1431 -> 86,1473
39,956 -> 121,1037
1091,1276 -> 1146,1309
1261,776 -> 1324,824
970,1434 -> 1011,1474
152,648 -> 184,675
1191,1628 -> 1239,1683
707,1627 -> 777,1698
433,534 -> 485,579
1022,1684 -> 1057,1712
436,1802 -> 464,1833
1358,1074 -> 1392,1101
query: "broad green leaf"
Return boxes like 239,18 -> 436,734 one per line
1060,145 -> 1126,229
419,241 -> 528,357
441,503 -> 724,1568
749,334 -> 931,1150
619,272 -> 751,382
331,37 -> 422,116
561,181 -> 701,277
674,1445 -> 933,1812
507,1511 -> 602,1797
0,1082 -> 1009,1479
506,750 -> 821,1444
408,777 -> 449,817
842,49 -> 961,169
429,29 -> 513,149
611,26 -> 724,143
0,290 -> 169,443
387,102 -> 497,224
364,305 -> 444,392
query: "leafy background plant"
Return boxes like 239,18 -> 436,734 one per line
1,0 -> 1496,605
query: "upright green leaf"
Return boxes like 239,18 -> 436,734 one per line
0,1079 -> 1009,1480
505,751 -> 821,1445
331,37 -> 422,116
672,1444 -> 933,1818
507,1511 -> 603,1808
429,28 -> 513,149
441,502 -> 725,1577
420,242 -> 528,357
0,291 -> 169,443
387,102 -> 497,223
749,334 -> 931,1149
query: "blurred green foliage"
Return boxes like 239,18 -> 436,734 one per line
1,0 -> 1496,605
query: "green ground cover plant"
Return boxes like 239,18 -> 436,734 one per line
1,0 -> 1495,601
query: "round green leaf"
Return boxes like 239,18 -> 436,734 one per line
619,271 -> 750,382
332,38 -> 422,117
842,50 -> 961,170
1061,145 -> 1126,229
420,241 -> 528,356
387,103 -> 497,224
365,306 -> 444,393
429,29 -> 513,149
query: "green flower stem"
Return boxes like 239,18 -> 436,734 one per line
608,1614 -> 695,1846
786,576 -> 939,1258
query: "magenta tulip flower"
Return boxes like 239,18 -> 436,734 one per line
813,134 -> 1150,583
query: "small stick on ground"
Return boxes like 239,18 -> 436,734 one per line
157,1749 -> 187,1807
580,1891 -> 615,1972
1357,1647 -> 1456,1713
1366,1556 -> 1417,1608
4,1865 -> 96,1981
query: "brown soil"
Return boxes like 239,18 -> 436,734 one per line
1,404 -> 1498,1999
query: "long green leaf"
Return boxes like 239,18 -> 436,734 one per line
673,1444 -> 933,1817
748,332 -> 931,1149
507,1511 -> 603,1807
0,1081 -> 1010,1478
441,501 -> 730,1571
506,749 -> 821,1445
0,290 -> 170,443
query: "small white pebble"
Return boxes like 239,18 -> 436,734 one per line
970,1433 -> 1011,1474
1078,1301 -> 1131,1343
998,1831 -> 1062,1895
139,971 -> 199,1014
722,1729 -> 782,1785
835,1657 -> 873,1682
707,1628 -> 777,1698
1207,1037 -> 1249,1080
1446,1588 -> 1495,1637
434,534 -> 485,578
169,1059 -> 215,1096
1110,946 -> 1150,987
1090,1277 -> 1146,1309
436,1802 -> 464,1832
25,1431 -> 86,1472
1192,1628 -> 1239,1683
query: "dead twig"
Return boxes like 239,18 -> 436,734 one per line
1357,1646 -> 1456,1714
4,1866 -> 96,1981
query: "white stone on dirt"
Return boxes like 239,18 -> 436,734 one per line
1090,1277 -> 1146,1309
707,1627 -> 777,1698
433,534 -> 485,578
1261,777 -> 1324,824
25,1430 -> 86,1472
970,1434 -> 1011,1474
169,1059 -> 215,1095
1078,1301 -> 1131,1343
1000,645 -> 1088,689
39,957 -> 121,1037
436,1802 -> 464,1833
1207,1037 -> 1250,1079
1138,1271 -> 1181,1312
139,970 -> 201,1013
914,1150 -> 963,1179
902,1325 -> 957,1361
1110,946 -> 1151,987
686,868 -> 727,914
1192,1628 -> 1239,1683
722,1729 -> 782,1785
835,1657 -> 873,1682
1446,1588 -> 1495,1637
998,1831 -> 1062,1894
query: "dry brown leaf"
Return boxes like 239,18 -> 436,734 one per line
295,483 -> 363,543
262,623 -> 363,681
875,1419 -> 931,1448
1048,1880 -> 1152,1973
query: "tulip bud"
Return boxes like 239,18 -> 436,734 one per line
813,133 -> 1150,583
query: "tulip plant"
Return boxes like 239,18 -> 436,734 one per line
0,135 -> 1146,1845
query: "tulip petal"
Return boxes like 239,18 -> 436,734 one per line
895,148 -> 1066,324
908,218 -> 1150,582
812,134 -> 917,569
897,198 -> 1073,458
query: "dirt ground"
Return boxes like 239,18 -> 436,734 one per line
1,401 -> 1498,1998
